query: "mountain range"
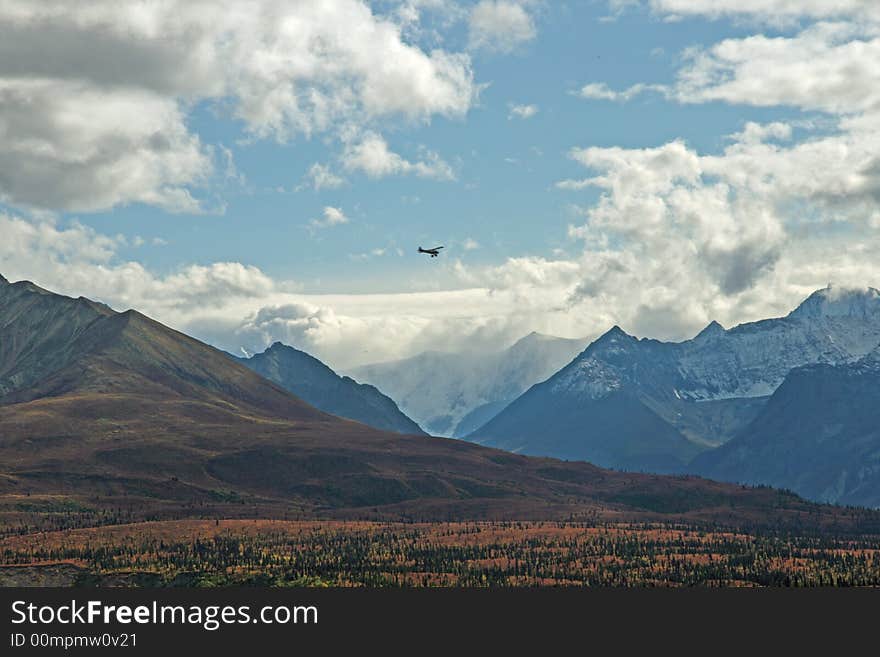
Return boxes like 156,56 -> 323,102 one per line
238,342 -> 425,435
469,287 -> 880,480
350,332 -> 585,436
0,273 -> 856,527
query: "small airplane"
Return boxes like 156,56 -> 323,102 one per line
418,246 -> 444,258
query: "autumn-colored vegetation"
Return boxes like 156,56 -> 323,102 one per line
2,519 -> 879,587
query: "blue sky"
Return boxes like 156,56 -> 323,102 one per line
73,3 -> 786,289
1,1 -> 879,368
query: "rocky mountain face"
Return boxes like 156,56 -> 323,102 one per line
690,345 -> 880,508
350,332 -> 586,436
675,287 -> 880,400
239,342 -> 425,435
0,277 -> 115,399
469,287 -> 880,475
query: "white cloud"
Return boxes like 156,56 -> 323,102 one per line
0,79 -> 211,213
507,103 -> 538,120
342,132 -> 455,180
393,0 -> 468,43
299,163 -> 346,191
643,0 -> 880,24
569,140 -> 786,295
468,1 -> 536,53
554,115 -> 880,334
508,103 -> 538,119
310,206 -> 350,230
671,23 -> 880,115
0,213 -> 277,313
576,82 -> 662,102
472,256 -> 583,289
350,247 -> 389,261
728,121 -> 793,145
463,238 -> 480,250
0,0 -> 476,212
235,298 -> 467,368
582,18 -> 880,116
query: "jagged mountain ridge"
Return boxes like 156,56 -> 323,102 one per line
676,287 -> 880,400
551,287 -> 880,403
470,286 -> 880,474
238,342 -> 425,435
0,277 -> 116,399
350,332 -> 586,436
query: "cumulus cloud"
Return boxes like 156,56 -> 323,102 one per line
299,163 -> 345,192
558,117 -> 880,306
0,79 -> 211,213
468,1 -> 536,53
233,284 -> 578,369
0,213 -> 278,316
309,206 -> 350,230
672,22 -> 880,114
342,132 -> 455,180
508,102 -> 538,119
582,16 -> 880,116
0,0 -> 476,212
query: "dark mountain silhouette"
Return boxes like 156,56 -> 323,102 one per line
691,346 -> 880,508
238,342 -> 424,435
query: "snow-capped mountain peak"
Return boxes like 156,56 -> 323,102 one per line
548,286 -> 880,403
788,285 -> 880,321
550,327 -> 651,400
